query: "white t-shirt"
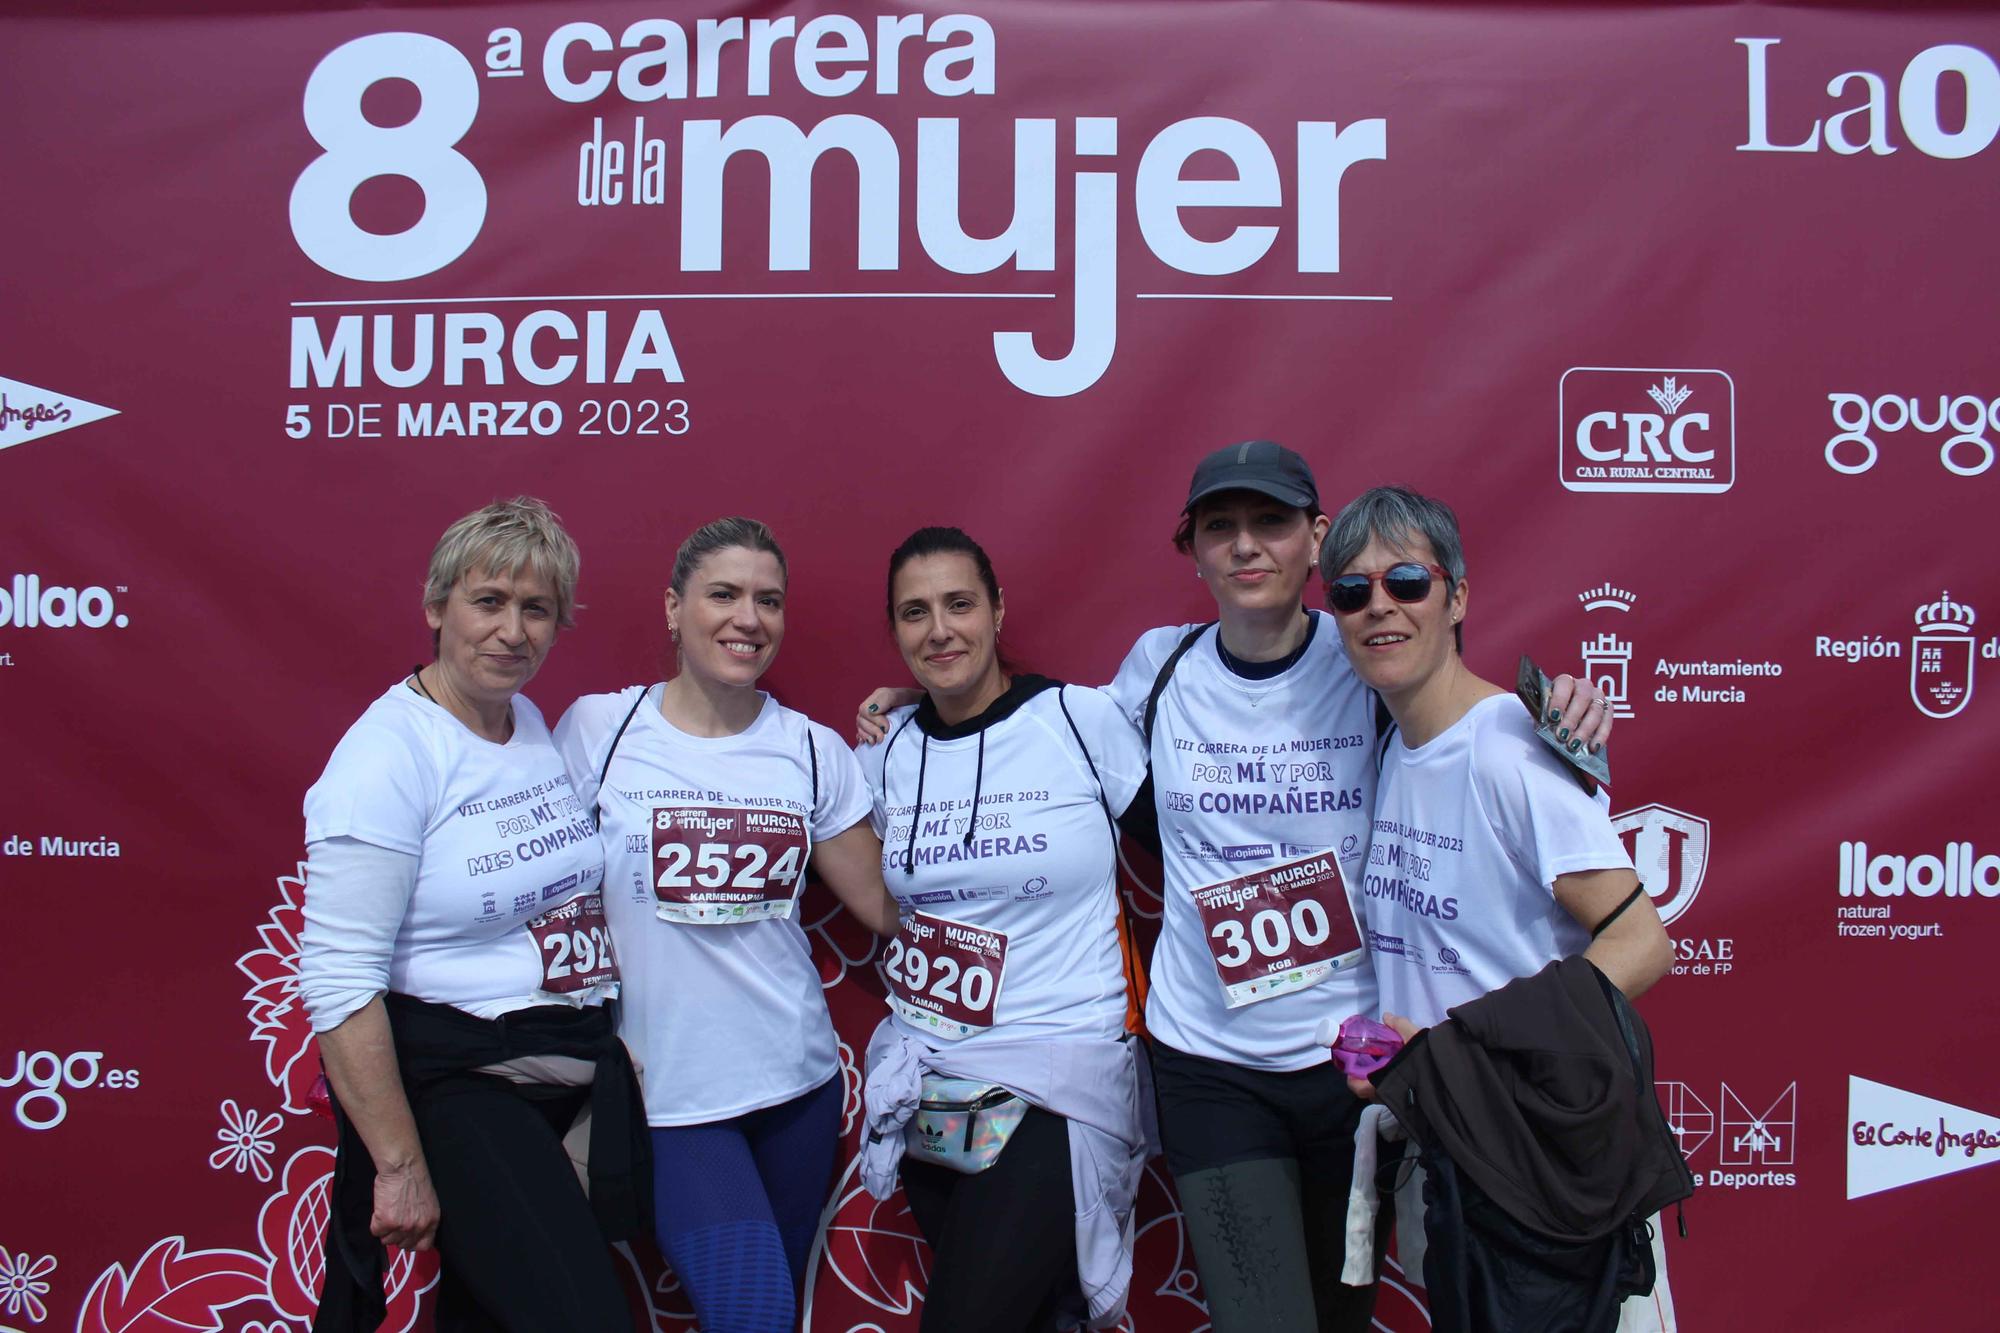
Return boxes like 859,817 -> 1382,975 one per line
854,681 -> 1146,1047
557,686 -> 871,1126
1364,693 -> 1633,1028
302,684 -> 610,1022
1105,613 -> 1380,1070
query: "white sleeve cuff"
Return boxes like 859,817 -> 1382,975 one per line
299,835 -> 419,1032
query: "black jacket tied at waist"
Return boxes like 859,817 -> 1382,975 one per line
312,993 -> 652,1333
1371,956 -> 1694,1333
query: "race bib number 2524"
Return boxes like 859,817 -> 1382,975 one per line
651,805 -> 809,924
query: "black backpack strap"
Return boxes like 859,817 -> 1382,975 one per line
806,728 -> 820,814
1141,621 -> 1217,747
1055,686 -> 1116,834
1057,686 -> 1155,1030
590,686 -> 652,830
1372,690 -> 1398,771
1121,623 -> 1217,862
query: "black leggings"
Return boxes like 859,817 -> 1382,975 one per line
413,1077 -> 630,1333
1150,1040 -> 1380,1333
900,1104 -> 1079,1333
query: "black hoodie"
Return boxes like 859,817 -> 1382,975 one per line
884,674 -> 1063,876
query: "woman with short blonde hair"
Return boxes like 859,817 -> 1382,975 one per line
300,496 -> 644,1333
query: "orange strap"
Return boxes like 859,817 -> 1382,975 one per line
1114,898 -> 1151,1038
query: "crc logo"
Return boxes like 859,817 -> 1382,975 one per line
1825,393 -> 1997,477
1612,804 -> 1710,926
1559,368 -> 1735,493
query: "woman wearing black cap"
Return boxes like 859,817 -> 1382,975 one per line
1104,439 -> 1392,1332
858,442 -> 1613,1331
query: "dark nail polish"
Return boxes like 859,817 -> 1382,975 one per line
1558,727 -> 1570,742
1547,708 -> 1561,723
1569,739 -> 1582,753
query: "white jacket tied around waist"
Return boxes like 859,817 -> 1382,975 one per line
860,1020 -> 1153,1328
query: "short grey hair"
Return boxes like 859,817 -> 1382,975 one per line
423,497 -> 581,633
670,516 -> 787,595
1319,486 -> 1467,649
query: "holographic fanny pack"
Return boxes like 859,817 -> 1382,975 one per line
903,1077 -> 1027,1174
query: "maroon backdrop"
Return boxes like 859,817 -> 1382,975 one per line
4,2 -> 1997,1329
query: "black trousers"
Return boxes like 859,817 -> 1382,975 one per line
900,1104 -> 1079,1333
414,1077 -> 631,1333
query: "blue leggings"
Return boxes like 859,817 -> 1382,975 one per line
650,1075 -> 843,1333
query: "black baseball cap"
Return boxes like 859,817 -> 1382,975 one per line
1183,439 -> 1319,513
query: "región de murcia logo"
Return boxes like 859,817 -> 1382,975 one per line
1814,589 -> 1994,721
1911,590 -> 1978,719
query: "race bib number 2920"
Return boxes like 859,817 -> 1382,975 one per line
1191,851 -> 1364,1009
881,911 -> 1009,1040
651,805 -> 809,924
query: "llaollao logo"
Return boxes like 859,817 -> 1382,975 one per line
0,575 -> 130,629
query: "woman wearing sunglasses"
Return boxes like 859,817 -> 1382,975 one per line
1323,486 -> 1676,1326
857,444 -> 1613,1332
554,516 -> 901,1333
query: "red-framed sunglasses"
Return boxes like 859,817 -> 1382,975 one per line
1325,563 -> 1450,614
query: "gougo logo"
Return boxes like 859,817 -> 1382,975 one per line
0,1049 -> 142,1130
1824,393 -> 1997,477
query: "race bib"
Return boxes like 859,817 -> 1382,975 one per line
528,892 -> 618,1000
881,911 -> 1009,1040
651,805 -> 810,924
1191,850 -> 1364,1008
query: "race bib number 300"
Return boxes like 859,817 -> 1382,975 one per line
881,911 -> 1009,1040
1192,851 -> 1364,1009
528,892 -> 617,1000
651,806 -> 809,924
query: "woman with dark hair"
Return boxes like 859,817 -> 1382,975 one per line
854,526 -> 1153,1333
300,497 -> 645,1332
555,516 -> 900,1333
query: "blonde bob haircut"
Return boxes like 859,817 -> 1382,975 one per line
423,497 -> 582,636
